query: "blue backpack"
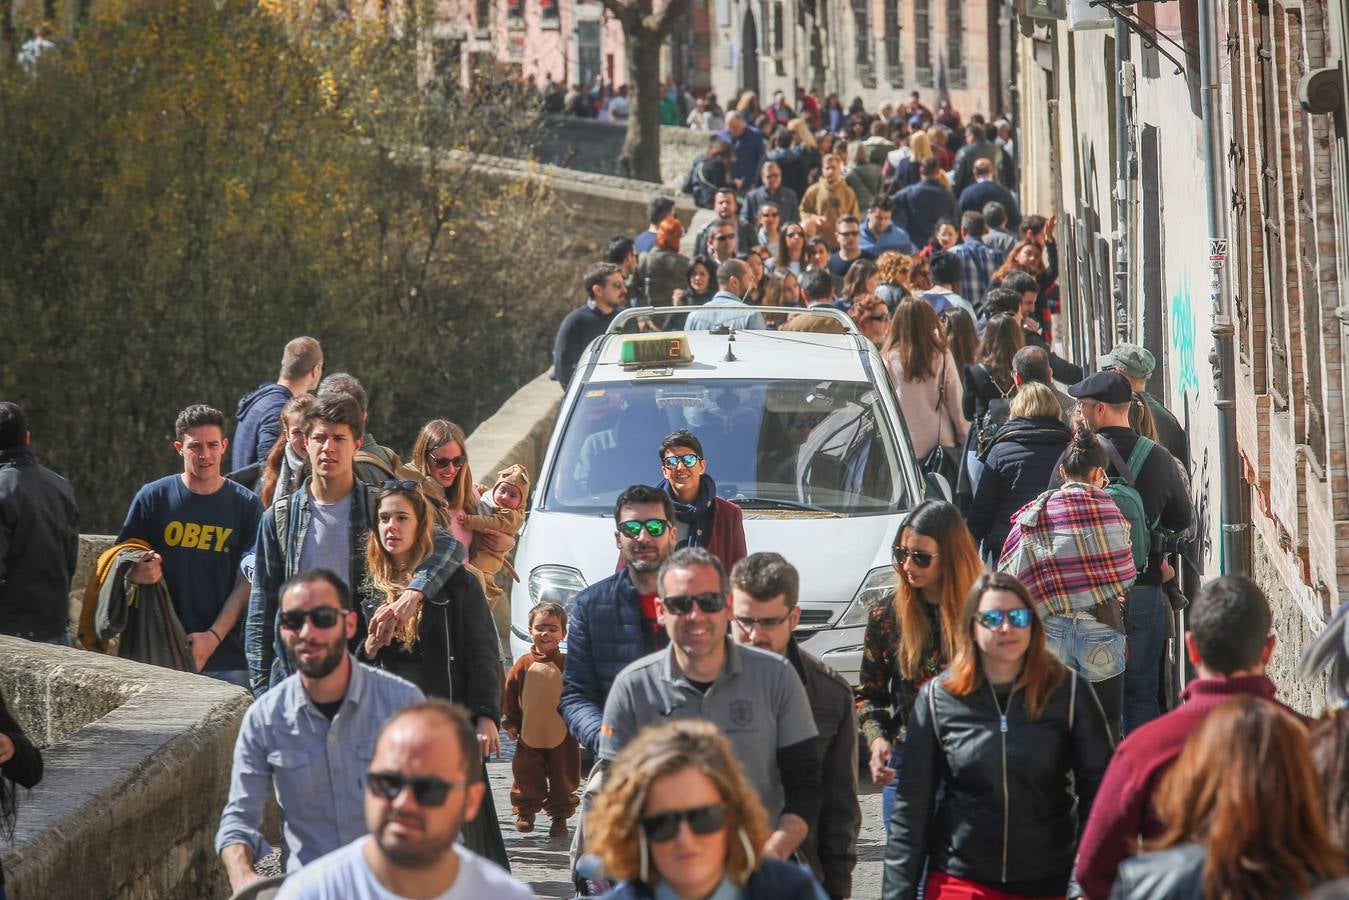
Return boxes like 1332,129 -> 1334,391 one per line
1099,435 -> 1158,572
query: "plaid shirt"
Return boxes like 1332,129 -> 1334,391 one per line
951,236 -> 1003,308
997,482 -> 1138,617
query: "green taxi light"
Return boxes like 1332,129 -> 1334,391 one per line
621,334 -> 694,366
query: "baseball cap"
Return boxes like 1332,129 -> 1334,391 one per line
1102,343 -> 1156,380
1067,371 -> 1133,404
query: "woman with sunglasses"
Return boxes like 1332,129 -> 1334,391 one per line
847,292 -> 891,347
360,479 -> 511,870
997,428 -> 1138,739
590,720 -> 826,900
776,224 -> 809,275
883,572 -> 1113,900
857,500 -> 981,835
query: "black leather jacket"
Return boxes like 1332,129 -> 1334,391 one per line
1110,842 -> 1321,900
882,668 -> 1114,899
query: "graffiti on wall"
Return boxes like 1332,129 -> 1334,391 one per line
1170,275 -> 1200,397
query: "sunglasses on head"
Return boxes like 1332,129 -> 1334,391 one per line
640,803 -> 726,842
893,547 -> 938,568
662,592 -> 726,615
278,606 -> 348,631
428,453 -> 466,470
662,453 -> 702,469
365,771 -> 469,807
381,479 -> 420,492
976,608 -> 1034,630
618,518 -> 670,539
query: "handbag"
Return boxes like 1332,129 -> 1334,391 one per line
921,353 -> 962,485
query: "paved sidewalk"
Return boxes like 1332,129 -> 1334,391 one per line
491,735 -> 888,898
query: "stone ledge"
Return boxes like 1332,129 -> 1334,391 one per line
1,637 -> 250,900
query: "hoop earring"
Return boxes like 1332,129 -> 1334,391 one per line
738,826 -> 756,873
638,828 -> 650,883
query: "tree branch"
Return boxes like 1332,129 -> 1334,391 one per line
650,0 -> 689,38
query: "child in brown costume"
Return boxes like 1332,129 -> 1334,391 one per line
502,601 -> 580,838
455,463 -> 528,608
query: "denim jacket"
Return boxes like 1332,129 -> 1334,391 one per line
244,479 -> 465,695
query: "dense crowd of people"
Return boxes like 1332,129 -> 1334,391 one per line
4,88 -> 1349,900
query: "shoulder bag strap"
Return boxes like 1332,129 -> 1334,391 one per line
1096,436 -> 1136,485
934,353 -> 949,445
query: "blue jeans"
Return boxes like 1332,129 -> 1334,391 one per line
881,748 -> 903,836
1043,615 -> 1126,682
1122,584 -> 1165,736
205,669 -> 251,689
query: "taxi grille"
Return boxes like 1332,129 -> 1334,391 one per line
792,608 -> 834,638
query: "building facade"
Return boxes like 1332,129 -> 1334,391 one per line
1014,0 -> 1349,705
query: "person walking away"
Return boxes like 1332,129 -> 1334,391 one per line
998,428 -> 1137,738
856,500 -> 981,835
231,337 -> 323,490
1101,343 -> 1189,469
882,573 -> 1114,900
879,299 -> 967,461
1109,696 -> 1343,899
0,401 -> 79,645
959,159 -> 1021,228
731,553 -> 859,900
503,601 -> 580,839
635,217 -> 690,308
891,157 -> 958,248
633,196 -> 674,255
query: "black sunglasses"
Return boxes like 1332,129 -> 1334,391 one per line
640,803 -> 726,842
428,453 -> 466,470
976,608 -> 1033,630
662,453 -> 702,469
381,480 -> 420,492
278,606 -> 348,631
662,592 -> 726,615
618,518 -> 670,539
365,771 -> 470,807
893,547 -> 938,569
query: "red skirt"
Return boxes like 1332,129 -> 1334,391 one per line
925,870 -> 1066,900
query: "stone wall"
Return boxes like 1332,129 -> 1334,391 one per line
0,637 -> 250,900
529,116 -> 709,189
1252,536 -> 1330,717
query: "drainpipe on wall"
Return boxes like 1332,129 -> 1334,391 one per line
1112,18 -> 1133,341
1197,0 -> 1252,573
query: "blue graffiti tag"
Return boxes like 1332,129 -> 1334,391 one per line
1170,275 -> 1200,396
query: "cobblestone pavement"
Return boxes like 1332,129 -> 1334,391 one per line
492,735 -> 888,898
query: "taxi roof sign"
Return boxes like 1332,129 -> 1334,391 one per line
620,333 -> 694,367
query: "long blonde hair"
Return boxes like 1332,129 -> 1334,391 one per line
787,117 -> 817,152
365,485 -> 435,645
908,130 -> 932,163
411,419 -> 474,514
892,500 -> 983,679
588,720 -> 771,886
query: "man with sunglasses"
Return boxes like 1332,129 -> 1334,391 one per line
274,700 -> 533,899
651,429 -> 747,572
245,393 -> 465,695
730,553 -> 859,900
694,189 -> 755,262
218,570 -> 426,894
599,547 -> 821,864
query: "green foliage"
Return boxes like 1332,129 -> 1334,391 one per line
0,0 -> 576,530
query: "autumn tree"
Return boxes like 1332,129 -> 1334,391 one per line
599,0 -> 691,182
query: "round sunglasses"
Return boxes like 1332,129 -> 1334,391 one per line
976,608 -> 1033,630
662,452 -> 702,469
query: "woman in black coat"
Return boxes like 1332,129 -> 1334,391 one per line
966,384 -> 1072,564
361,481 -> 509,870
2,686 -> 43,900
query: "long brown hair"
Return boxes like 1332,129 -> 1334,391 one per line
411,419 -> 474,513
259,394 -> 314,506
883,298 -> 947,383
1152,697 -> 1344,898
992,239 -> 1044,282
891,500 -> 982,680
1129,391 -> 1159,442
976,313 -> 1024,389
365,484 -> 436,646
1310,709 -> 1349,857
587,720 -> 771,886
945,572 -> 1065,718
941,307 -> 978,374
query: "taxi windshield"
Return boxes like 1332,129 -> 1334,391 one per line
543,378 -> 910,516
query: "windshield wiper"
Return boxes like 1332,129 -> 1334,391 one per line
734,497 -> 842,516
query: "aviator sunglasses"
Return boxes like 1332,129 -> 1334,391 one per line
640,803 -> 726,842
662,453 -> 702,469
662,592 -> 726,615
365,771 -> 470,807
278,606 -> 348,631
618,518 -> 670,539
976,608 -> 1034,630
892,547 -> 938,569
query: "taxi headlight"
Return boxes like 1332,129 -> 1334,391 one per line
527,565 -> 589,615
836,566 -> 897,629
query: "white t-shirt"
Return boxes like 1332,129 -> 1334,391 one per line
275,837 -> 534,899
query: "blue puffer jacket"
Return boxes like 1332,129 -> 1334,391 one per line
560,567 -> 668,754
965,416 -> 1072,560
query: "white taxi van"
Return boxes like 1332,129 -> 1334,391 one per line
509,307 -> 929,683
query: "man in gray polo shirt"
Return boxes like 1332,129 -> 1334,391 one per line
599,546 -> 821,861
